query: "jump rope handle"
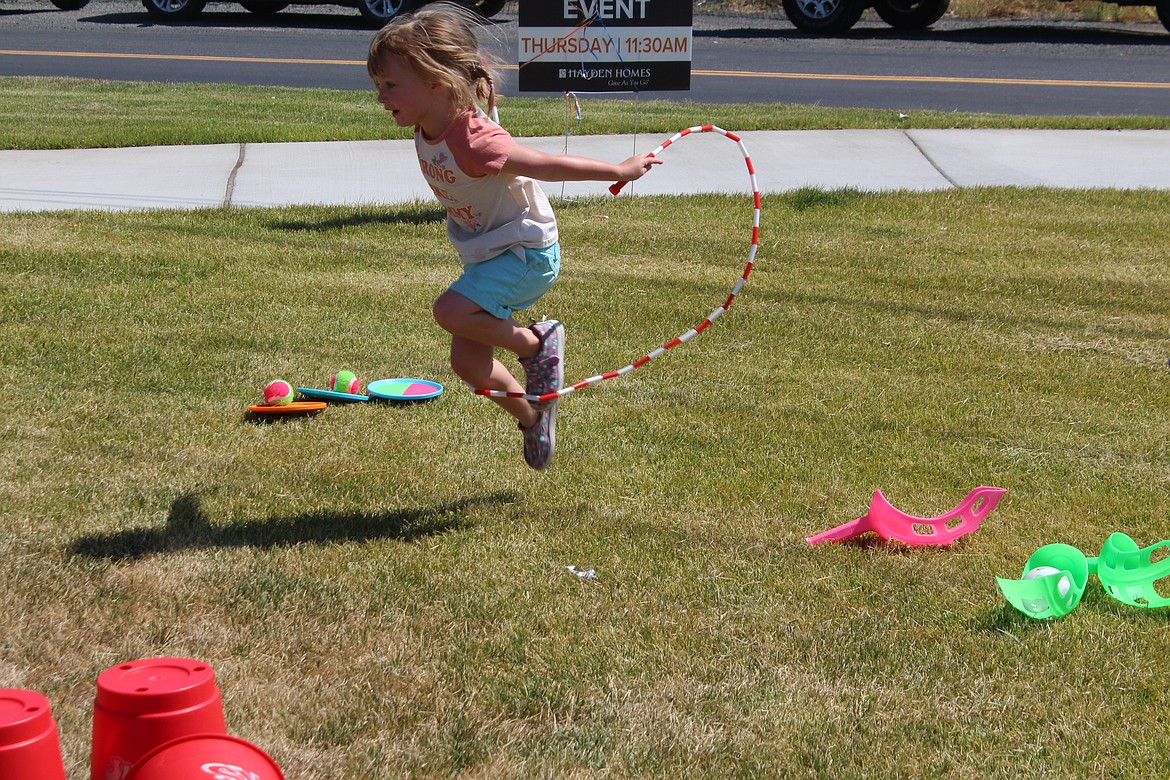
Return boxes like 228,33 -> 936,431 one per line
609,151 -> 660,196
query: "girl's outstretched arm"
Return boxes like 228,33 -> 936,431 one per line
501,143 -> 661,183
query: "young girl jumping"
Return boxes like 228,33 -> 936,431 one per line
367,5 -> 660,470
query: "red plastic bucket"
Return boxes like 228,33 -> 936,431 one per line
127,733 -> 284,780
91,658 -> 228,780
0,688 -> 67,780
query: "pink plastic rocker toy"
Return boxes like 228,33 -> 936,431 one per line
807,486 -> 1007,547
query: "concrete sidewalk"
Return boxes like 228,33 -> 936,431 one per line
2,129 -> 1169,213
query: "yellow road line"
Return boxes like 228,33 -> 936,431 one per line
3,49 -> 1170,90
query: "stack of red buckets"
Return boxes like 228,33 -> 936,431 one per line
0,657 -> 283,780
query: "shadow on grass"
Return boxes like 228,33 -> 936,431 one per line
785,187 -> 870,211
975,585 -> 1169,634
816,533 -> 981,555
70,491 -> 517,561
267,207 -> 446,232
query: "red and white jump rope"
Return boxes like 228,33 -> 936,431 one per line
473,124 -> 761,404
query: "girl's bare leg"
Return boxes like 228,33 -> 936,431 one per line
448,335 -> 537,427
433,290 -> 539,358
433,291 -> 543,427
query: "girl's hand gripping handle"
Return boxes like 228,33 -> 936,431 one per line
609,153 -> 662,195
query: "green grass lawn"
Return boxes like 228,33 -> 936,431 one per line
2,188 -> 1168,778
1,77 -> 1169,778
4,75 -> 1170,150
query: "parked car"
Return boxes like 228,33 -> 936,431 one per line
781,0 -> 945,33
780,0 -> 1170,33
49,0 -> 506,27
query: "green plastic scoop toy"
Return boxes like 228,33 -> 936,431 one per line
998,533 -> 1170,619
996,543 -> 1093,620
1096,532 -> 1170,608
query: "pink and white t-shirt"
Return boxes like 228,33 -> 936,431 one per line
415,108 -> 558,265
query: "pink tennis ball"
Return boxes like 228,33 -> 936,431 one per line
330,370 -> 359,395
263,379 -> 294,405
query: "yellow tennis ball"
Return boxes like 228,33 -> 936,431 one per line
263,379 -> 294,406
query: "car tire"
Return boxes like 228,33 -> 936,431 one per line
357,0 -> 417,27
50,0 -> 91,9
873,0 -> 949,29
141,0 -> 207,20
781,0 -> 866,33
240,0 -> 290,13
1156,0 -> 1170,33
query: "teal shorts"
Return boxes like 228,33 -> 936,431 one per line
449,243 -> 561,320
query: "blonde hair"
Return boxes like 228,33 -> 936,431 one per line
367,3 -> 497,113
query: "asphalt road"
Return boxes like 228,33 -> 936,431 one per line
2,0 -> 1170,115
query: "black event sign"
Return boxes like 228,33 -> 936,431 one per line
517,0 -> 693,93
